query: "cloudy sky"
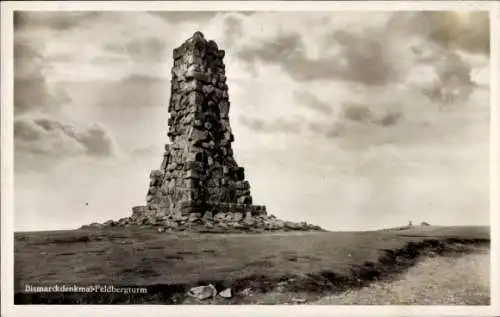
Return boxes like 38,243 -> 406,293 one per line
13,10 -> 490,231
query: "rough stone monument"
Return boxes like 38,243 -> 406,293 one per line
85,32 -> 323,232
133,31 -> 266,220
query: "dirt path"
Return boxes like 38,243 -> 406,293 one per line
311,248 -> 490,305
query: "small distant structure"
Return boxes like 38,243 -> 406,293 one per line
408,220 -> 413,227
421,221 -> 430,226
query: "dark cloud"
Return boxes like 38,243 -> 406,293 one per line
104,73 -> 168,107
388,11 -> 490,56
14,25 -> 120,170
420,52 -> 477,105
14,117 -> 117,158
376,111 -> 403,127
14,11 -> 99,31
306,118 -> 408,151
325,29 -> 399,86
293,91 -> 332,115
241,100 -> 403,141
387,12 -> 487,107
239,116 -> 301,134
101,36 -> 167,65
410,44 -> 442,65
238,29 -> 399,86
125,36 -> 167,63
238,32 -> 302,65
102,42 -> 127,54
341,103 -> 403,127
342,103 -> 373,122
237,11 -> 489,91
422,12 -> 490,56
302,102 -> 404,149
224,15 -> 244,46
48,53 -> 77,63
123,73 -> 166,83
57,74 -> 167,114
148,11 -> 254,23
90,55 -> 129,65
14,40 -> 70,115
147,11 -> 218,23
307,121 -> 343,138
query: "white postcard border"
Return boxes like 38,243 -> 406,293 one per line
1,1 -> 499,317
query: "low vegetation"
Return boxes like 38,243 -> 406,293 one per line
14,225 -> 489,304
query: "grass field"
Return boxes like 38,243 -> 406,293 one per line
14,225 -> 489,304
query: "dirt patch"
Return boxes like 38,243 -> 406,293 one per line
311,248 -> 489,305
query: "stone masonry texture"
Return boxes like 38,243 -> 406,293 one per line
85,32 -> 323,233
142,31 -> 265,218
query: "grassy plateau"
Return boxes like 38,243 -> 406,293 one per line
14,225 -> 489,304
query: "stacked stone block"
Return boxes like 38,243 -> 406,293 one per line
139,31 -> 264,218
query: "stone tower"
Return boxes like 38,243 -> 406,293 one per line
134,32 -> 266,219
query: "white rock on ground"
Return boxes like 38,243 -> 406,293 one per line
187,284 -> 217,300
219,288 -> 232,298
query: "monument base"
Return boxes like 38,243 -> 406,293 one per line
133,202 -> 267,217
85,205 -> 323,233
